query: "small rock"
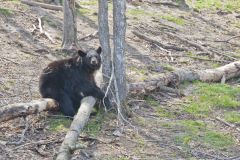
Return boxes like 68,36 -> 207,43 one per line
113,129 -> 123,137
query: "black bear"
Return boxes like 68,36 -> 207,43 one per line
39,47 -> 111,117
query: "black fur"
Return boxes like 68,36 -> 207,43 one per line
39,47 -> 111,117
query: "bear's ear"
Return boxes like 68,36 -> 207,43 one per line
96,47 -> 102,54
78,50 -> 87,57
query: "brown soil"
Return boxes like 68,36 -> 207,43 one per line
0,0 -> 240,160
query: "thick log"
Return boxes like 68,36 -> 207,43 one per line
21,0 -> 63,11
56,97 -> 96,160
129,61 -> 240,93
0,98 -> 58,122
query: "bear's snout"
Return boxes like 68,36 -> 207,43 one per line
91,57 -> 98,65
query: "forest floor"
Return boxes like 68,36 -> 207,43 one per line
0,0 -> 240,159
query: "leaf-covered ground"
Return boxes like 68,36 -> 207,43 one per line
0,0 -> 240,159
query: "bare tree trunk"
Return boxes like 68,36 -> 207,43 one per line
98,0 -> 112,88
113,0 -> 127,102
62,0 -> 78,53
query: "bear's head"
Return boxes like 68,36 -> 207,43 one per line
78,47 -> 102,71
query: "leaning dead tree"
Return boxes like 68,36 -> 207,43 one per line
62,0 -> 78,52
56,97 -> 96,160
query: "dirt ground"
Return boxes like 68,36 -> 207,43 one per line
0,0 -> 240,160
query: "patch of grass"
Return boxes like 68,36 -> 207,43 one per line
224,111 -> 240,124
129,66 -> 148,81
134,116 -> 146,126
180,120 -> 206,133
175,120 -> 235,149
77,8 -> 92,16
184,82 -> 240,117
83,111 -> 104,136
188,0 -> 240,12
145,96 -> 160,107
211,63 -> 221,68
80,0 -> 98,6
204,131 -> 234,149
233,21 -> 240,29
156,108 -> 174,118
48,117 -> 72,132
162,64 -> 175,71
127,9 -> 149,17
0,8 -> 13,16
160,15 -> 185,25
105,156 -> 130,160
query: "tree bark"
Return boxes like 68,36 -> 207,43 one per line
21,0 -> 63,11
113,0 -> 127,102
129,61 -> 240,93
98,0 -> 112,87
0,98 -> 58,122
62,0 -> 78,53
56,97 -> 96,160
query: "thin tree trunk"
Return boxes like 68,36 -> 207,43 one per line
98,0 -> 112,88
62,0 -> 78,53
113,0 -> 127,102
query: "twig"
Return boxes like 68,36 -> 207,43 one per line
216,116 -> 240,132
12,138 -> 63,151
0,56 -> 20,65
38,17 -> 55,44
79,31 -> 98,41
215,35 -> 240,43
7,118 -> 29,145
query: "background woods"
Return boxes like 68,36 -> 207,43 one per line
0,0 -> 240,160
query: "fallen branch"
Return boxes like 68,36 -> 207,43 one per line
79,31 -> 98,41
129,61 -> 240,93
21,0 -> 63,11
56,97 -> 96,160
38,17 -> 55,44
132,31 -> 187,51
0,98 -> 58,122
7,119 -> 29,145
215,35 -> 240,43
216,116 -> 240,132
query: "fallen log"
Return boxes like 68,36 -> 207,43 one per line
56,97 -> 96,160
21,0 -> 63,11
0,98 -> 58,122
129,61 -> 240,93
